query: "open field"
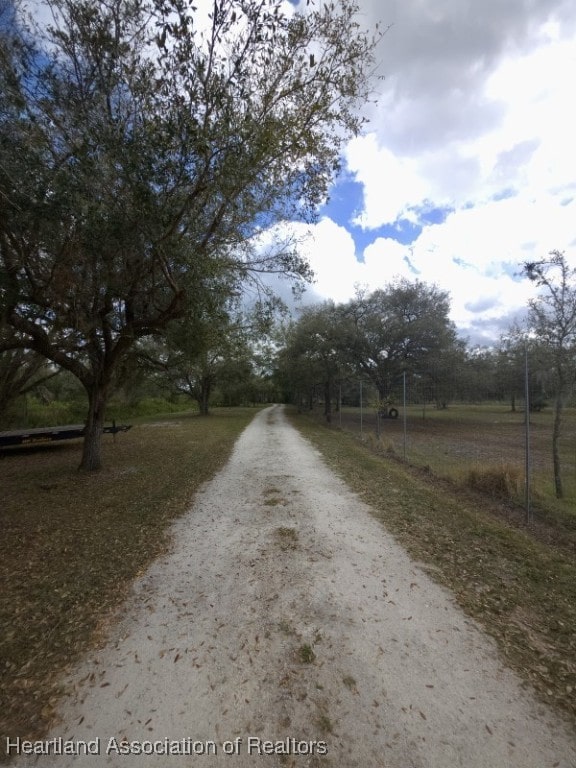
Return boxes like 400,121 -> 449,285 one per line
288,408 -> 576,727
0,408 -> 259,759
331,403 -> 576,520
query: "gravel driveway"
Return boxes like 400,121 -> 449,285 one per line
12,405 -> 576,768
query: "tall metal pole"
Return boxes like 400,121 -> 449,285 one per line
403,370 -> 407,461
360,380 -> 363,437
524,344 -> 531,523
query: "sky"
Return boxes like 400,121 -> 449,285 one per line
19,0 -> 576,346
281,0 -> 576,345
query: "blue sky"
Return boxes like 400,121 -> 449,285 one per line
24,0 -> 576,345
319,178 -> 452,254
281,0 -> 576,345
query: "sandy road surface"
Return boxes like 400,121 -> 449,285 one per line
11,405 -> 576,768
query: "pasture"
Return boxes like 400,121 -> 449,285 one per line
333,402 -> 576,521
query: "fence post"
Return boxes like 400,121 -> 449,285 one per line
360,380 -> 363,438
403,370 -> 407,461
524,344 -> 531,524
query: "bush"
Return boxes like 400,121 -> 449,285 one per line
464,463 -> 521,500
105,396 -> 192,420
0,395 -> 192,430
0,396 -> 86,429
363,432 -> 396,456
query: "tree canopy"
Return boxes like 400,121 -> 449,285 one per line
277,281 -> 462,415
0,0 -> 379,468
346,280 -> 460,401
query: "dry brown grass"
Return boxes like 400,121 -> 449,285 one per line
0,408 -> 258,760
289,409 -> 576,727
336,403 -> 576,528
464,462 -> 521,499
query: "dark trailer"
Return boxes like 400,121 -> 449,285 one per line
0,423 -> 131,449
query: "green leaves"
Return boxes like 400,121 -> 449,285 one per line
1,0 -> 378,466
278,282 -> 461,408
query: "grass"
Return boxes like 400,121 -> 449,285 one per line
288,408 -> 576,727
276,526 -> 299,551
342,675 -> 357,691
314,712 -> 333,735
464,462 -> 521,499
3,400 -> 575,753
0,408 -> 259,759
297,643 -> 316,664
332,403 -> 576,557
335,402 -> 576,515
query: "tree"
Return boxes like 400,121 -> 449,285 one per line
0,323 -> 62,420
412,342 -> 467,409
0,348 -> 60,421
495,330 -> 551,413
494,334 -> 525,411
347,280 -> 460,402
276,302 -> 355,422
455,345 -> 500,404
523,251 -> 576,499
0,0 -> 379,469
147,297 -> 262,416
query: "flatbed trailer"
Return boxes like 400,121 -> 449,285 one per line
0,422 -> 131,448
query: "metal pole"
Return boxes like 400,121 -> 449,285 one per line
403,370 -> 407,461
360,380 -> 363,438
524,344 -> 531,523
339,383 -> 342,428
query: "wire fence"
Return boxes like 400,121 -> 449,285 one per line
327,375 -> 576,523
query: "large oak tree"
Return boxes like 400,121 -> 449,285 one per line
347,280 -> 460,402
277,301 -> 355,420
0,0 -> 379,468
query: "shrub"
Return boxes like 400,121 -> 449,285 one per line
105,396 -> 191,420
464,462 -> 521,500
0,396 -> 85,429
364,432 -> 396,455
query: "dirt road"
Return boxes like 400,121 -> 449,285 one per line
12,405 -> 576,767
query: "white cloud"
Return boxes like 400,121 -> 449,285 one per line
292,218 -> 365,303
345,135 -> 432,227
289,0 -> 576,345
294,188 -> 576,341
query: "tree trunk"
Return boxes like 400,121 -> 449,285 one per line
324,381 -> 332,423
552,393 -> 564,499
307,386 -> 315,410
510,391 -> 516,412
197,378 -> 211,416
80,384 -> 108,471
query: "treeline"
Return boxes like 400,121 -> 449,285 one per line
0,303 -> 280,429
276,252 -> 576,499
274,279 -> 552,417
3,256 -> 575,495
